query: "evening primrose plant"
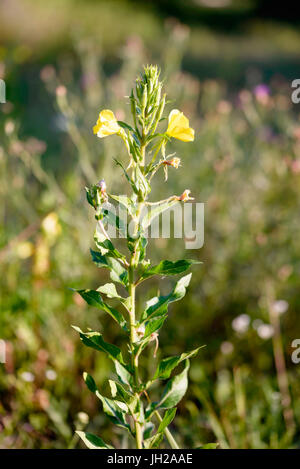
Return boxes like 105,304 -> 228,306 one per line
73,65 -> 202,450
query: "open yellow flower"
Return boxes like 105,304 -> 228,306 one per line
93,110 -> 121,138
166,109 -> 194,142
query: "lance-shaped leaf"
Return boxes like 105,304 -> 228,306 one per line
115,159 -> 139,195
146,360 -> 190,419
94,226 -> 126,261
97,283 -> 121,299
76,431 -> 113,449
141,273 -> 192,322
101,206 -> 127,238
144,433 -> 164,449
97,283 -> 131,315
73,289 -> 126,329
91,249 -> 128,287
72,326 -> 128,367
135,165 -> 151,198
109,194 -> 136,217
114,361 -> 133,387
144,315 -> 167,338
157,408 -> 177,433
141,259 -> 201,281
141,197 -> 179,230
83,372 -> 131,433
153,347 -> 203,381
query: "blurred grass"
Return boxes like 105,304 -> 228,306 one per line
0,0 -> 300,449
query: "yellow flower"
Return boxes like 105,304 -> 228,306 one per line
166,109 -> 194,142
93,110 -> 121,138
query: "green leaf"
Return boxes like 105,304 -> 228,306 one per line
157,408 -> 177,433
141,197 -> 179,230
94,227 -> 126,261
72,326 -> 127,366
76,431 -> 113,449
142,273 -> 192,321
109,380 -> 133,405
158,360 -> 190,409
143,433 -> 164,449
82,372 -> 131,432
109,194 -> 136,216
144,315 -> 167,338
83,372 -> 97,393
101,206 -> 127,237
114,361 -> 133,386
73,289 -> 126,329
143,422 -> 155,439
115,159 -> 139,195
141,259 -> 201,281
97,282 -> 121,299
146,360 -> 190,418
196,443 -> 219,449
91,249 -> 128,287
134,165 -> 151,198
153,347 -> 203,380
117,121 -> 135,132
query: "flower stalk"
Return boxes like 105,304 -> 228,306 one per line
73,65 -> 201,450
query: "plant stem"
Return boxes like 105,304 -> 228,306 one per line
128,265 -> 143,449
143,390 -> 180,449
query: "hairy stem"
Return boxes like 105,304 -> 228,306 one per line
128,265 -> 143,449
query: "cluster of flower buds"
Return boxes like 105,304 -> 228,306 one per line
133,65 -> 165,136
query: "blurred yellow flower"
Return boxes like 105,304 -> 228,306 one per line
166,109 -> 194,142
93,110 -> 121,138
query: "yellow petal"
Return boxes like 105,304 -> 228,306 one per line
93,109 -> 121,138
166,109 -> 194,142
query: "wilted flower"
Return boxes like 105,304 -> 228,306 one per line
166,109 -> 194,142
178,189 -> 194,202
93,110 -> 121,138
163,157 -> 181,169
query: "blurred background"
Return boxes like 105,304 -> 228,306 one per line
1,0 -> 300,449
